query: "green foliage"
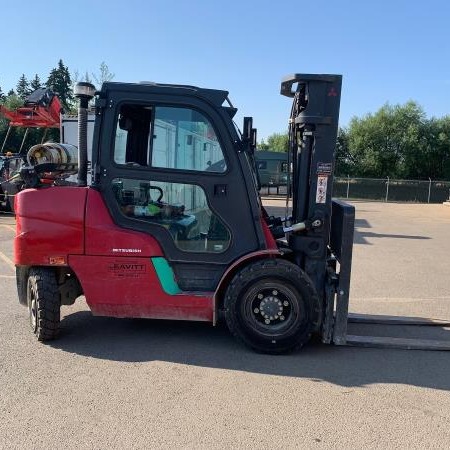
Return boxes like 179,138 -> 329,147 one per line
16,74 -> 31,100
30,74 -> 42,91
335,127 -> 354,175
3,93 -> 23,110
258,132 -> 288,152
410,116 -> 450,180
260,101 -> 450,180
46,59 -> 73,111
339,101 -> 450,180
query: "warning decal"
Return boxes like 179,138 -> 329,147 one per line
316,176 -> 328,204
317,162 -> 332,175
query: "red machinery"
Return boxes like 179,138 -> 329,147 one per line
0,89 -> 63,212
0,88 -> 61,153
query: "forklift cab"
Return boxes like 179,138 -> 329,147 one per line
91,83 -> 269,291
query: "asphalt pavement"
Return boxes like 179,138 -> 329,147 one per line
1,202 -> 450,449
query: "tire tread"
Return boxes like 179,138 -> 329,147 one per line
224,259 -> 320,354
28,268 -> 61,341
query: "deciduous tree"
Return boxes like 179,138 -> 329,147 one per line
258,132 -> 288,152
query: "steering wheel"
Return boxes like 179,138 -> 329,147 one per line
149,185 -> 163,202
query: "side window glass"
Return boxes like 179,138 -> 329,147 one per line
112,178 -> 231,253
114,104 -> 152,166
152,106 -> 227,172
113,104 -> 227,173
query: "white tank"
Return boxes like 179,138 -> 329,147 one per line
27,143 -> 79,179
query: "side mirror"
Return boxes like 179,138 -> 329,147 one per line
243,117 -> 257,154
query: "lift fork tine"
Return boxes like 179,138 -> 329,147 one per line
328,200 -> 450,351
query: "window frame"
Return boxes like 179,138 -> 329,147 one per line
111,100 -> 230,175
111,176 -> 232,254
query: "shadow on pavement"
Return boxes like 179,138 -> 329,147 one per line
354,230 -> 431,245
262,205 -> 431,245
50,310 -> 450,391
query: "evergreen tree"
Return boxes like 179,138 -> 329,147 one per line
46,59 -> 73,110
0,85 -> 5,102
30,74 -> 42,91
16,74 -> 31,99
7,89 -> 15,96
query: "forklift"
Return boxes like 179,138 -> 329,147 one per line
14,74 -> 450,353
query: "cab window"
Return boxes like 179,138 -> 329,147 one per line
112,178 -> 231,253
113,104 -> 227,173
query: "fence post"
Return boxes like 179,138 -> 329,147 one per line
428,178 -> 432,203
385,177 -> 389,202
346,175 -> 350,199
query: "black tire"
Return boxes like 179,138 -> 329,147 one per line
27,268 -> 61,341
16,266 -> 28,306
224,259 -> 320,354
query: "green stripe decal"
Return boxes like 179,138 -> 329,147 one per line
151,257 -> 182,295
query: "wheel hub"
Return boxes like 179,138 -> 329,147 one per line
252,289 -> 291,326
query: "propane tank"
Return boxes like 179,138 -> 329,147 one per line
26,142 -> 79,179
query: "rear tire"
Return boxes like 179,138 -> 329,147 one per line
224,259 -> 320,354
16,266 -> 28,306
27,268 -> 61,341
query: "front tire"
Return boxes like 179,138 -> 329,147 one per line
224,259 -> 320,354
27,268 -> 61,341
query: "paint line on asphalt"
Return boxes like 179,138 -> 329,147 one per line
0,250 -> 15,271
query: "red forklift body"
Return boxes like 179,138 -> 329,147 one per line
15,187 -> 216,321
15,187 -> 86,265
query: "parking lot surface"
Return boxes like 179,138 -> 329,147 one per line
1,202 -> 450,449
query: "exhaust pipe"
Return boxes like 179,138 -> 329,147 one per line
73,82 -> 96,187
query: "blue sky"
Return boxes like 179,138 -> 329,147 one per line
1,0 -> 450,140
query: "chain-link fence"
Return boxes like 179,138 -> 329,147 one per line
261,177 -> 450,203
334,177 -> 450,203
